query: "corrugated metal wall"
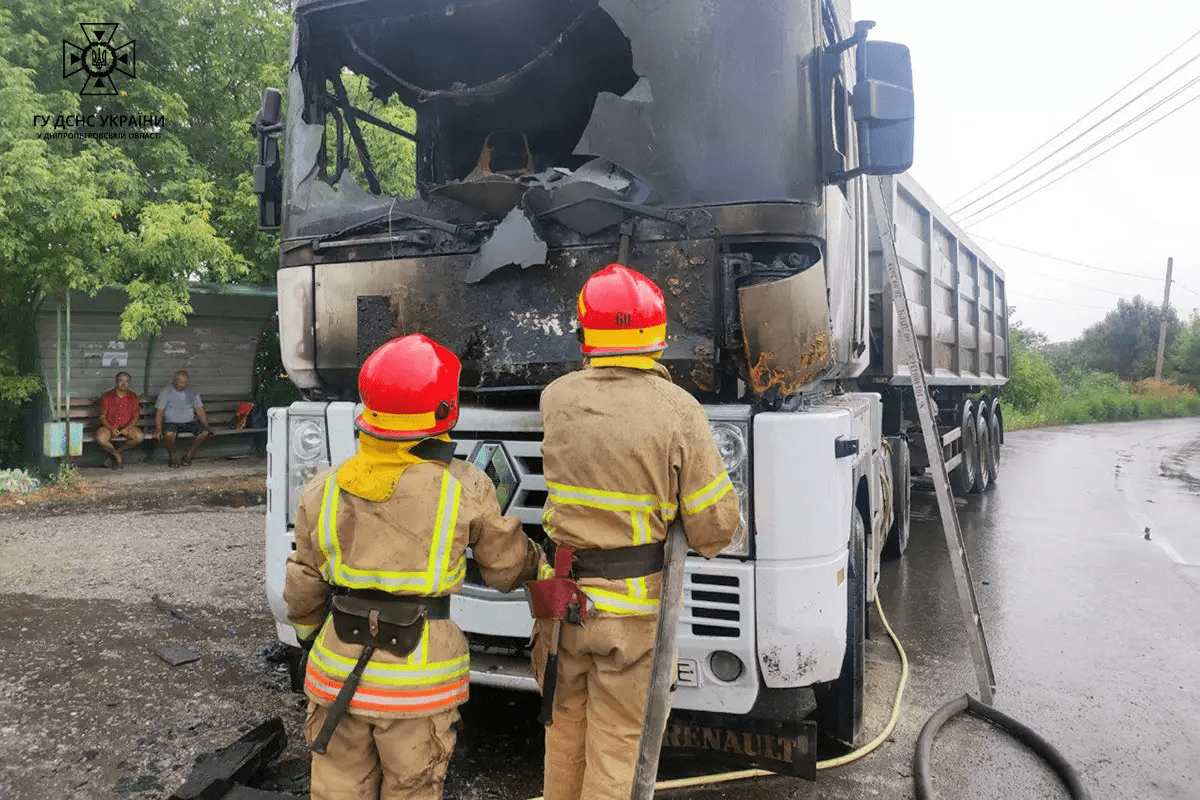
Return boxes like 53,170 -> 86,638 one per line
35,287 -> 276,412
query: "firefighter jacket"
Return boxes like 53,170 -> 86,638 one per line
285,441 -> 539,719
539,359 -> 741,617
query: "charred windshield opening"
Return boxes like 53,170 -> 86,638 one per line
284,0 -> 822,243
295,0 -> 637,203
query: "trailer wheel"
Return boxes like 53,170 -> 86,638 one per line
989,400 -> 1003,479
816,505 -> 866,745
883,436 -> 910,560
949,399 -> 977,495
973,406 -> 992,493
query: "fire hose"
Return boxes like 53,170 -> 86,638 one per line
528,592 -> 1093,799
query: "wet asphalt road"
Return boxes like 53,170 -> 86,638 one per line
454,417 -> 1200,800
1,418 -> 1198,799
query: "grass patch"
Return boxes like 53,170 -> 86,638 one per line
1005,377 -> 1200,431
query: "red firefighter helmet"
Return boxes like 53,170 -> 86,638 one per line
356,334 -> 461,440
577,264 -> 667,356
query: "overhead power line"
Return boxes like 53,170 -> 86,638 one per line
947,27 -> 1200,212
978,237 -> 1200,303
961,85 -> 1200,225
1007,290 -> 1112,311
1172,280 -> 1200,300
957,71 -> 1200,221
974,236 -> 1162,280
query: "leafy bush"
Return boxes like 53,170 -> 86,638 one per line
1005,349 -> 1062,411
50,463 -> 82,492
0,468 -> 40,495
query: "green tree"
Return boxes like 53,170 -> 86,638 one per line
1004,320 -> 1061,411
0,0 -> 291,464
1172,314 -> 1200,389
1073,296 -> 1180,381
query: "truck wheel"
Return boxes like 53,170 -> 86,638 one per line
989,400 -> 1003,480
816,505 -> 866,745
883,436 -> 910,560
972,407 -> 991,493
949,399 -> 977,495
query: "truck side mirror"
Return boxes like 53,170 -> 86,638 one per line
852,41 -> 914,176
252,87 -> 283,231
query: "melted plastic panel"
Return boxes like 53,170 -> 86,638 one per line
312,240 -> 719,395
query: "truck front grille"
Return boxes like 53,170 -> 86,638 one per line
685,572 -> 743,638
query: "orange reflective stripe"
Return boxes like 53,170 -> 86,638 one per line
305,673 -> 468,712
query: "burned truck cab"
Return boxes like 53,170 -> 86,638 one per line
258,0 -> 917,765
259,0 -> 912,402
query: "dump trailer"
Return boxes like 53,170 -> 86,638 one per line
252,0 -> 1007,775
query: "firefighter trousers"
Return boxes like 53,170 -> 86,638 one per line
532,615 -> 659,800
304,701 -> 459,800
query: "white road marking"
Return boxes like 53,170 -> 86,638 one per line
1153,537 -> 1189,566
1117,439 -> 1197,567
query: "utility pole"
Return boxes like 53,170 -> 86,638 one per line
1154,257 -> 1173,381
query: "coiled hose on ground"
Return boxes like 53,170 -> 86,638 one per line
545,594 -> 1093,798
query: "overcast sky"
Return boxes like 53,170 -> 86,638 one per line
855,0 -> 1200,342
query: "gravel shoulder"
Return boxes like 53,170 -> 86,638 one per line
0,507 -> 308,800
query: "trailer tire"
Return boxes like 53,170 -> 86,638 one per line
989,400 -> 1003,480
883,436 -> 910,560
949,399 -> 977,496
972,408 -> 991,493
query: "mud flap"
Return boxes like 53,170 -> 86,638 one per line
661,715 -> 818,781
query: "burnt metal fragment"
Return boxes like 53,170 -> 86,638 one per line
154,643 -> 200,667
169,718 -> 287,800
464,208 -> 548,284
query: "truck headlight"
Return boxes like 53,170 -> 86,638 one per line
709,421 -> 751,557
292,420 -> 327,461
288,415 -> 329,522
711,424 -> 748,472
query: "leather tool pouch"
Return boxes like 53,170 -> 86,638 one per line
525,544 -> 589,625
331,594 -> 427,658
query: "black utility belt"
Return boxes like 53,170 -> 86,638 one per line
331,587 -> 451,620
330,589 -> 451,659
546,541 -> 666,580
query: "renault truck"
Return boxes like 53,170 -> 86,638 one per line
252,0 -> 1008,776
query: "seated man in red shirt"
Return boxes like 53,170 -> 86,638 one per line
96,371 -> 144,469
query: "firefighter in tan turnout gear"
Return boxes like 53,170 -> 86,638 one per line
531,264 -> 742,800
285,334 -> 539,800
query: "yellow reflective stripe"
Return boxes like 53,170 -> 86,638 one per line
332,563 -> 432,591
309,637 -> 468,686
317,475 -> 338,581
292,621 -> 321,640
582,324 -> 666,349
407,626 -> 430,666
431,472 -> 463,593
628,510 -> 651,600
321,470 -> 465,594
589,355 -> 660,370
586,586 -> 660,614
632,510 -> 652,545
537,562 -> 555,580
547,481 -> 675,514
681,471 -> 734,516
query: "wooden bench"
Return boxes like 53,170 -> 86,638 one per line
63,393 -> 267,447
